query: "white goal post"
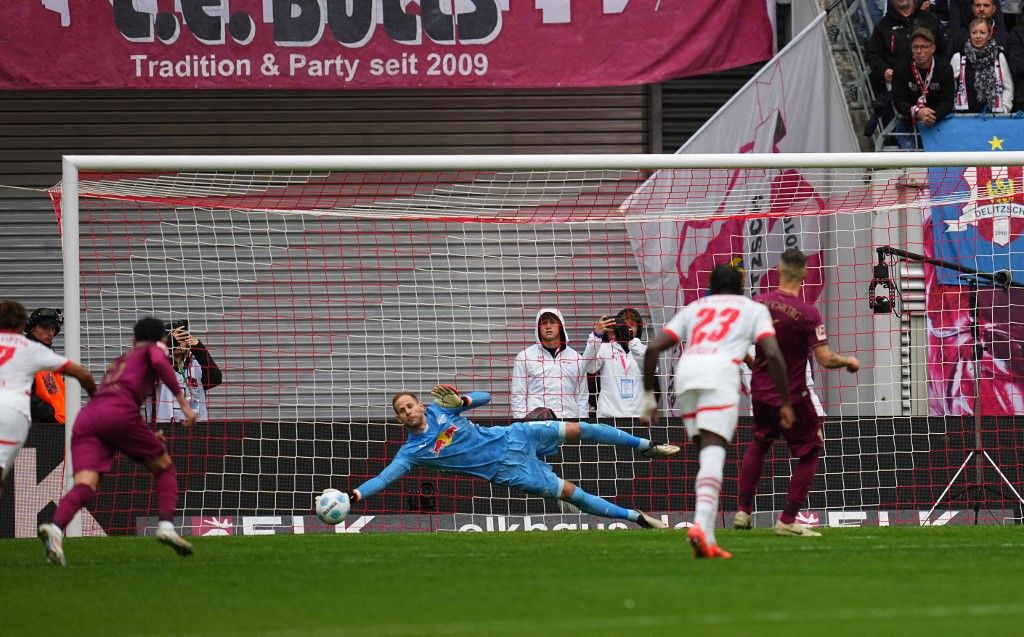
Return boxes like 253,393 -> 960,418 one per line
55,152 -> 1024,534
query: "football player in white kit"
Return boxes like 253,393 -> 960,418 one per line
640,265 -> 794,559
0,300 -> 96,493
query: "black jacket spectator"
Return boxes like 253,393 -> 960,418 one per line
948,0 -> 1008,53
1006,22 -> 1024,109
893,55 -> 957,120
866,3 -> 947,95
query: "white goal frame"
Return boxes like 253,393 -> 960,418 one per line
58,151 -> 1024,535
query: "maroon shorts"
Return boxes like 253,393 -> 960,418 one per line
751,396 -> 824,458
71,402 -> 166,474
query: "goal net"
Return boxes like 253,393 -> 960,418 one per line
50,153 -> 1024,536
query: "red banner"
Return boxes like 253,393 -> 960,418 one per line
1,1 -> 773,90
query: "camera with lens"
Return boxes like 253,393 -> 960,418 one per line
163,319 -> 189,346
612,324 -> 633,342
164,319 -> 189,332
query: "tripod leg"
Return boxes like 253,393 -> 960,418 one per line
925,452 -> 975,523
981,450 -> 1024,507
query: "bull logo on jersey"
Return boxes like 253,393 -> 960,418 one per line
432,425 -> 459,455
945,166 -> 1024,246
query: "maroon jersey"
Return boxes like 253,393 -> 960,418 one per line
90,342 -> 181,410
749,290 -> 827,406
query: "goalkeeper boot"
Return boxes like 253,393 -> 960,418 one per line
38,523 -> 66,567
635,511 -> 669,529
774,520 -> 821,537
156,526 -> 194,556
733,510 -> 752,530
709,545 -> 733,559
639,443 -> 681,459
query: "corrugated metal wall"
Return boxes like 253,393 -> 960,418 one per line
659,64 -> 763,153
69,181 -> 653,420
0,86 -> 651,333
0,77 -> 776,418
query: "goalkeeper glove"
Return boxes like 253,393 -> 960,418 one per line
431,384 -> 465,409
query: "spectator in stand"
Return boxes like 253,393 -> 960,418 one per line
952,18 -> 1015,112
511,308 -> 588,421
1004,16 -> 1024,108
582,308 -> 648,418
929,0 -> 951,22
893,27 -> 956,146
152,322 -> 222,425
949,0 -> 1008,53
867,0 -> 947,100
1005,0 -> 1020,29
24,308 -> 67,424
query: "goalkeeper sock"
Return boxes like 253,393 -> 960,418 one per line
53,483 -> 96,531
694,445 -> 726,546
578,421 -> 648,450
567,485 -> 637,522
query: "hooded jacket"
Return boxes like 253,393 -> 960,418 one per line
510,308 -> 588,419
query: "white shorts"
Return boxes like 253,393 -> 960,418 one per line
674,355 -> 741,442
0,404 -> 31,478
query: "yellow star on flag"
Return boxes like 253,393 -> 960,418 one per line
988,135 -> 1005,150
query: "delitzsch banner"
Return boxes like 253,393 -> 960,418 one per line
0,1 -> 774,90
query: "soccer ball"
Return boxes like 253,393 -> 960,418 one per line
316,488 -> 350,525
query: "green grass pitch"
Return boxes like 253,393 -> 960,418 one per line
3,526 -> 1023,636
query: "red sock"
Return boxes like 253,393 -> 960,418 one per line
53,483 -> 96,530
737,438 -> 771,514
780,448 -> 821,524
155,465 -> 179,522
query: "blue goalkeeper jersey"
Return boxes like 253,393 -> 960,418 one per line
355,392 -> 508,500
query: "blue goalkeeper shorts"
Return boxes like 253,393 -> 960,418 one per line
493,421 -> 565,498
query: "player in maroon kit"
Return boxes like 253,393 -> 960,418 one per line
735,249 -> 860,536
38,317 -> 198,566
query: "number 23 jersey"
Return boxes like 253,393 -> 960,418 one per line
663,294 -> 775,387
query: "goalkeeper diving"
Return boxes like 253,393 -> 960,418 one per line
345,385 -> 679,528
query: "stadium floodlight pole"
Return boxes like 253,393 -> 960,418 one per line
61,157 -> 83,538
876,246 -> 1024,524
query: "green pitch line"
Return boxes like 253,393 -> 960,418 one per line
3,526 -> 1023,636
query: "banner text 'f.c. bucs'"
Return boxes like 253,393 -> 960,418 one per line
3,1 -> 775,89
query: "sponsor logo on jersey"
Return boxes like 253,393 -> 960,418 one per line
42,373 -> 59,394
432,425 -> 459,455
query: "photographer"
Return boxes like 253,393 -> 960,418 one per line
152,321 -> 222,424
581,308 -> 650,418
24,307 -> 67,424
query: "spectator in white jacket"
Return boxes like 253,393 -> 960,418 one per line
952,17 -> 1014,112
582,308 -> 648,418
510,308 -> 588,420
